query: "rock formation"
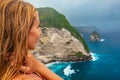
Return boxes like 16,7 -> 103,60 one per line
89,31 -> 101,42
33,28 -> 91,64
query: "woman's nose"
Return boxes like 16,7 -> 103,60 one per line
39,28 -> 42,36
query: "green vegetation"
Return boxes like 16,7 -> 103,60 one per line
37,7 -> 90,53
76,52 -> 84,57
91,31 -> 101,38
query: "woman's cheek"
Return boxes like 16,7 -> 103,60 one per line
37,28 -> 41,39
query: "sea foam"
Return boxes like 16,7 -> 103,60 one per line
90,52 -> 99,61
63,64 -> 75,76
46,61 -> 60,67
100,39 -> 105,42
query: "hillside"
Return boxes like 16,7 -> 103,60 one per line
75,26 -> 99,34
34,28 -> 91,63
37,7 -> 90,53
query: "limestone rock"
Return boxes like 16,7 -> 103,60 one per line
33,28 -> 91,64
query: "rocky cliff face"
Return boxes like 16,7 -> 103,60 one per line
33,28 -> 91,64
89,31 -> 101,42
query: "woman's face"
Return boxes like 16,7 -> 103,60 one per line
28,12 -> 41,50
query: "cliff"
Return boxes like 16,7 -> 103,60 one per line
37,7 -> 90,53
33,7 -> 92,63
33,28 -> 91,64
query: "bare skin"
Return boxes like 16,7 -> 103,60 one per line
14,53 -> 63,80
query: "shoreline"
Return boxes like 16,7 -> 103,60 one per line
46,52 -> 98,66
35,54 -> 92,64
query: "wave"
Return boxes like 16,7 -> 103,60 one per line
100,39 -> 105,42
63,64 -> 75,76
46,61 -> 60,67
90,52 -> 99,61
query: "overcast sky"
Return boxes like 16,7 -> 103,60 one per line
25,0 -> 120,33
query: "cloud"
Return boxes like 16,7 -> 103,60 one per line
26,0 -> 120,19
26,0 -> 120,32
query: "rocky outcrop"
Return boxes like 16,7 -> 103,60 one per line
89,31 -> 101,42
33,28 -> 91,64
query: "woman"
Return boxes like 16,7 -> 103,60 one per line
0,0 -> 63,80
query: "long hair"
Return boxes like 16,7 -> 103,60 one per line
0,0 -> 37,79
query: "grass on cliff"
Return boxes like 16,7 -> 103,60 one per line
37,7 -> 90,53
76,52 -> 84,57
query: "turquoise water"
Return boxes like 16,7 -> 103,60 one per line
47,31 -> 120,80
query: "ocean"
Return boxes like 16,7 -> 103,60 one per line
46,31 -> 120,80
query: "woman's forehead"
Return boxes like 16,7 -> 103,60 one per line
34,12 -> 40,24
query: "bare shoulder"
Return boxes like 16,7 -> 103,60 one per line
13,74 -> 43,80
13,74 -> 31,80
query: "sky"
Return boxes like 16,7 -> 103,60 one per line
25,0 -> 120,33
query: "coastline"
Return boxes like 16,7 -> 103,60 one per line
33,27 -> 92,64
34,53 -> 92,64
45,52 -> 98,66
